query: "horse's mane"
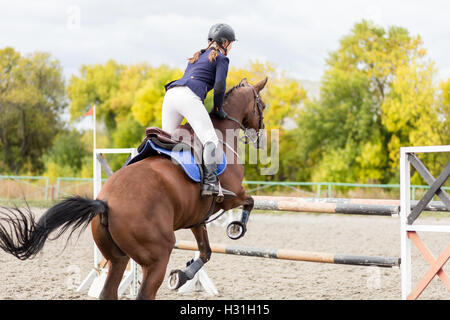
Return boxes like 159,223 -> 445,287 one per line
224,82 -> 246,101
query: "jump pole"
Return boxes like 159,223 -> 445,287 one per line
253,196 -> 448,216
174,240 -> 400,268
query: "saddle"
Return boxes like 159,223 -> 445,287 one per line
141,125 -> 204,167
126,125 -> 226,183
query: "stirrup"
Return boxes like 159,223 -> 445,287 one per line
216,184 -> 225,203
201,182 -> 236,201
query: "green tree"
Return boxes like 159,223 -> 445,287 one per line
131,65 -> 183,126
42,129 -> 90,181
438,78 -> 450,145
293,20 -> 445,184
108,115 -> 146,170
382,61 -> 443,175
68,62 -> 182,150
44,129 -> 89,173
67,60 -> 123,134
0,47 -> 66,173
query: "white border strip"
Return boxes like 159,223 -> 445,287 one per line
406,225 -> 450,233
401,145 -> 450,153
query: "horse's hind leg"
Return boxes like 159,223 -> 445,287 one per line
91,216 -> 130,300
137,254 -> 171,300
100,256 -> 129,300
135,238 -> 174,300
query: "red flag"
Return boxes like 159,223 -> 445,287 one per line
84,105 -> 95,116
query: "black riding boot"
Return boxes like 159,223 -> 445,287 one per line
201,142 -> 235,198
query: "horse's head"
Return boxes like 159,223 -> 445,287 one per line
221,77 -> 268,149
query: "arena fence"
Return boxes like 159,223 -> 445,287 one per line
2,176 -> 448,203
0,175 -> 49,201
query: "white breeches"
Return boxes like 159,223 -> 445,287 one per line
161,86 -> 219,148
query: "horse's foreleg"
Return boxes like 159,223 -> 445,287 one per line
240,194 -> 254,227
227,192 -> 254,240
179,223 -> 211,279
168,223 -> 211,290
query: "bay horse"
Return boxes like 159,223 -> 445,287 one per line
0,77 -> 268,299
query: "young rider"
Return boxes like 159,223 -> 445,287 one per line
162,23 -> 236,197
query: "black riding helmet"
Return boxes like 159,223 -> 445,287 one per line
208,23 -> 236,43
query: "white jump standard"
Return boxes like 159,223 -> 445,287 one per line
400,145 -> 450,300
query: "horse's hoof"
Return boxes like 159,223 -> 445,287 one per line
226,221 -> 246,240
168,269 -> 188,290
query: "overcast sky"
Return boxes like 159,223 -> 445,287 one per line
0,0 -> 449,83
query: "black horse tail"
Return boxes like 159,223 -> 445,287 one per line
0,196 -> 107,260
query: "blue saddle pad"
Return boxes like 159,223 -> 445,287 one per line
126,139 -> 226,183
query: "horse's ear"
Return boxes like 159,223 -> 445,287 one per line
239,78 -> 248,86
254,77 -> 268,93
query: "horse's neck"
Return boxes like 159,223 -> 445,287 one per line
211,113 -> 243,162
211,90 -> 248,159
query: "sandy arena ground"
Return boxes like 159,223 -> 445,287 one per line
0,208 -> 449,300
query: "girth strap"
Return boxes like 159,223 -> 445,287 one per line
185,196 -> 217,229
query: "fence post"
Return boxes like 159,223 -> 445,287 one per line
44,177 -> 49,201
56,178 -> 61,200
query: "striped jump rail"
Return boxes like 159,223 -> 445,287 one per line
174,240 -> 400,268
252,196 -> 449,216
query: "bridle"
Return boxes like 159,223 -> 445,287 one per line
223,84 -> 265,148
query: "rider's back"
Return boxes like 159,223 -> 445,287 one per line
164,48 -> 229,103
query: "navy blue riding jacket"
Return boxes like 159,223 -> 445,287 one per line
165,48 -> 229,110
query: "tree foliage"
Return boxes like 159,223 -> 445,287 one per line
291,20 -> 447,184
0,47 -> 66,173
42,129 -> 89,181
